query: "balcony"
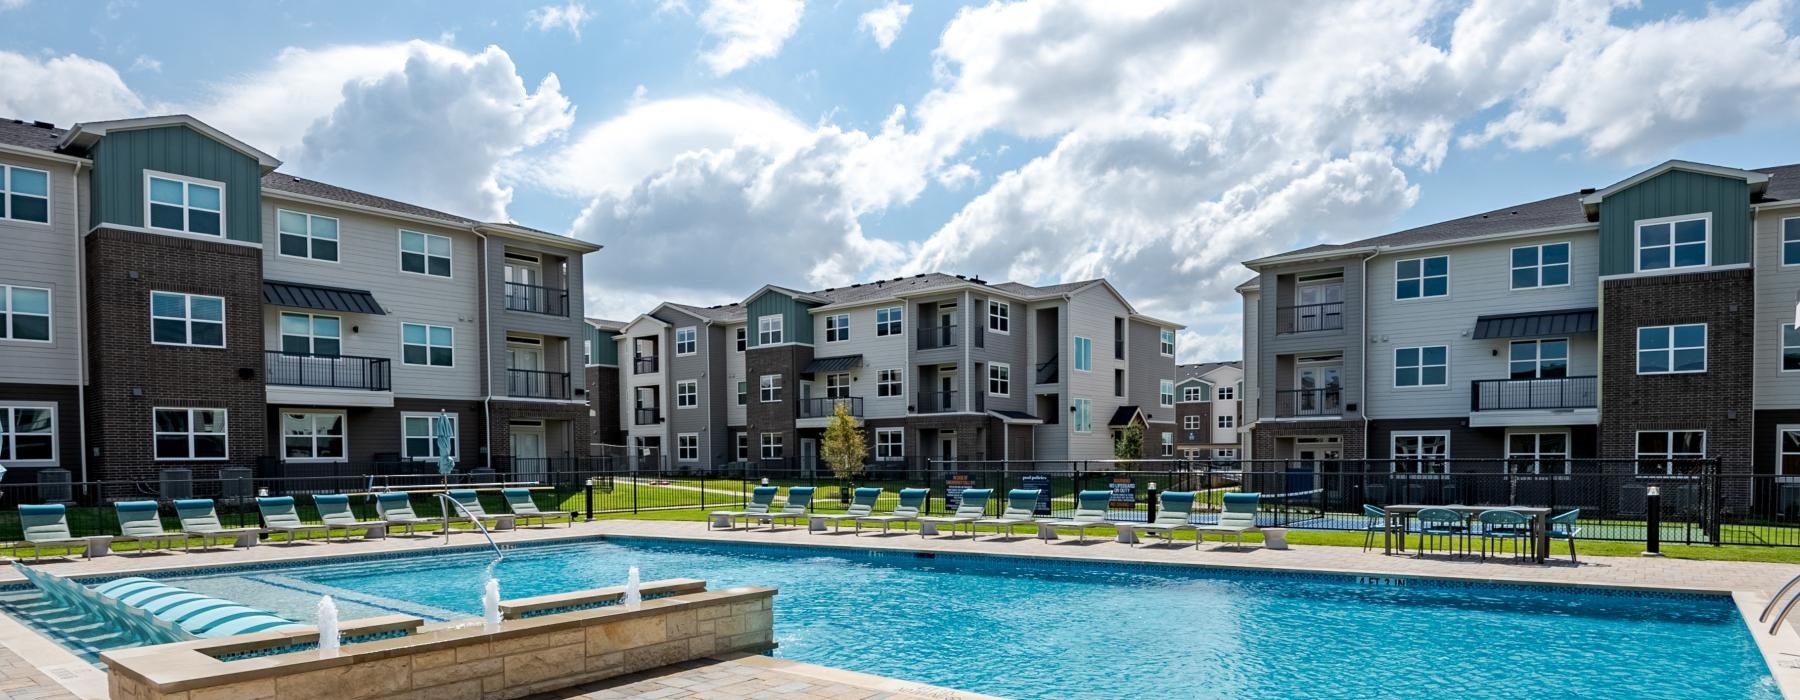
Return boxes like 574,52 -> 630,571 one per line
634,407 -> 662,425
633,356 -> 659,374
915,390 -> 958,414
917,324 -> 959,350
503,282 -> 569,317
1469,376 -> 1599,427
798,396 -> 863,419
1114,338 -> 1125,360
507,369 -> 571,400
1277,302 -> 1344,334
1036,354 -> 1058,384
265,351 -> 390,391
1274,388 -> 1342,418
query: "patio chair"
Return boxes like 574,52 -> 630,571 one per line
819,488 -> 884,534
1415,507 -> 1468,558
1545,508 -> 1582,563
918,489 -> 993,538
971,489 -> 1042,539
1361,504 -> 1387,552
709,486 -> 778,531
1478,509 -> 1532,561
1041,490 -> 1117,542
255,496 -> 330,545
113,500 -> 183,555
855,487 -> 929,534
375,492 -> 436,536
1136,491 -> 1200,548
503,488 -> 574,528
314,495 -> 386,541
760,486 -> 816,530
446,490 -> 508,530
174,499 -> 262,551
15,504 -> 90,562
1197,492 -> 1263,550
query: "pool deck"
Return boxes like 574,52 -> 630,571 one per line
5,520 -> 1800,699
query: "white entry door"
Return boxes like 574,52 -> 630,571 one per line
513,426 -> 546,479
508,346 -> 544,396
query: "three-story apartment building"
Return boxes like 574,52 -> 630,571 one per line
1174,361 -> 1243,460
609,273 -> 1181,472
0,114 -> 598,487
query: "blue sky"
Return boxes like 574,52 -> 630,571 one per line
4,0 -> 1800,361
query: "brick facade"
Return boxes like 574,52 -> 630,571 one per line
0,383 -> 82,481
744,344 -> 811,463
1174,402 -> 1212,451
1249,417 -> 1367,463
487,398 -> 593,464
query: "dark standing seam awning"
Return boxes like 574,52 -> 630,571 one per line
804,355 -> 863,373
1472,307 -> 1597,340
1107,406 -> 1145,427
262,280 -> 387,315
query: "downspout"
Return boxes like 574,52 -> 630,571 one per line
1359,249 -> 1378,459
73,162 -> 89,483
473,227 -> 492,471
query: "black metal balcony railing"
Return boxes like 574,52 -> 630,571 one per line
507,369 -> 570,399
633,356 -> 658,374
798,396 -> 863,419
1471,376 -> 1598,412
1275,388 -> 1342,417
503,282 -> 569,317
916,391 -> 958,414
1277,302 -> 1345,334
264,351 -> 391,391
1037,354 -> 1058,384
634,407 -> 662,425
917,324 -> 958,350
1114,338 -> 1125,360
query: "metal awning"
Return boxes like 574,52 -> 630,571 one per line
988,410 -> 1043,425
1472,307 -> 1596,340
804,355 -> 863,373
262,280 -> 386,315
1107,406 -> 1145,427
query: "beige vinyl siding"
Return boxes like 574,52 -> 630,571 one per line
1256,262 -> 1364,420
1065,286 -> 1132,459
724,322 -> 747,426
0,156 -> 82,385
1241,290 -> 1259,445
483,236 -> 587,398
1028,301 -> 1069,461
1127,319 -> 1175,422
809,303 -> 911,420
975,295 -> 1029,414
619,316 -> 667,441
1756,209 -> 1800,409
658,307 -> 714,461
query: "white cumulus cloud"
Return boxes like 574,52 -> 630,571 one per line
697,0 -> 805,75
527,1 -> 595,38
858,2 -> 911,50
0,52 -> 147,126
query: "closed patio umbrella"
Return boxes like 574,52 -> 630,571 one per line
436,411 -> 457,536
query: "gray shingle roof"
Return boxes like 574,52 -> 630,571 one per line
1180,361 -> 1241,381
262,173 -> 476,226
658,273 -> 1113,325
0,119 -> 65,152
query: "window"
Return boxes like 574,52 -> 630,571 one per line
758,314 -> 783,345
1181,385 -> 1203,402
401,323 -> 455,367
281,412 -> 345,462
1184,415 -> 1201,430
1395,255 -> 1448,299
1391,433 -> 1449,473
399,230 -> 453,277
1637,324 -> 1706,374
675,327 -> 696,355
1785,325 -> 1800,372
1073,398 -> 1092,433
987,301 -> 1009,334
1394,346 -> 1448,387
1160,432 -> 1173,457
0,405 -> 54,463
280,312 -> 340,356
1114,369 -> 1125,397
1510,242 -> 1570,289
1214,449 -> 1238,462
876,307 -> 903,336
0,285 -> 50,342
1636,430 -> 1705,474
1508,339 -> 1568,379
1506,432 -> 1568,474
736,432 -> 749,461
583,339 -> 593,366
1,165 -> 48,223
1216,386 -> 1234,400
827,373 -> 851,398
1160,329 -> 1176,356
736,327 -> 746,352
1780,427 -> 1800,475
1074,336 -> 1092,371
761,432 -> 784,459
1636,215 -> 1708,272
760,374 -> 781,402
146,173 -> 222,236
1159,379 -> 1174,407
736,381 -> 747,406
677,434 -> 699,462
825,314 -> 849,342
1218,415 -> 1235,429
150,291 -> 224,347
875,428 -> 904,461
402,413 -> 458,460
1785,218 -> 1800,266
676,380 -> 698,408
988,363 -> 1010,396
877,369 -> 903,397
277,210 -> 339,262
153,408 -> 227,460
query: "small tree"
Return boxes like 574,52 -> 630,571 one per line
821,401 -> 867,501
1114,421 -> 1144,460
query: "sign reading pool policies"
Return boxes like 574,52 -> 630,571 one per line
944,473 -> 977,510
1109,476 -> 1136,509
1019,473 -> 1054,515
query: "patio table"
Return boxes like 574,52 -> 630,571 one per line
1382,504 -> 1552,562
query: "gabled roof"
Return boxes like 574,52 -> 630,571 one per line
743,284 -> 828,306
1582,160 -> 1769,207
264,173 -> 598,252
0,119 -> 66,153
585,318 -> 627,332
660,302 -> 746,324
1181,361 -> 1242,381
61,115 -> 283,172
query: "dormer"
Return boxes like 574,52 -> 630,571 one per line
1585,160 -> 1764,278
62,115 -> 279,246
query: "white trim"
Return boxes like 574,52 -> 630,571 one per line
676,433 -> 700,462
143,170 -> 226,238
1159,329 -> 1176,357
149,291 -> 227,349
1159,379 -> 1175,407
1783,324 -> 1800,374
1598,261 -> 1750,282
1073,335 -> 1093,372
1635,323 -> 1707,375
0,142 -> 87,166
64,115 -> 282,169
85,222 -> 264,248
398,228 -> 454,279
1072,397 -> 1093,433
874,306 -> 904,337
1502,429 -> 1572,475
399,321 -> 456,368
274,208 -> 342,264
0,163 -> 52,227
1633,212 -> 1711,274
759,373 -> 782,403
1392,345 -> 1449,388
1632,429 -> 1706,474
757,314 -> 784,346
1778,425 -> 1800,476
986,300 -> 1010,335
876,368 -> 904,398
0,284 -> 52,344
987,362 -> 1011,397
1509,241 -> 1572,290
1393,254 -> 1450,301
399,411 -> 460,461
151,406 -> 229,462
276,409 -> 348,463
1582,160 -> 1767,205
1507,337 -> 1570,379
0,401 -> 58,467
675,326 -> 697,356
277,310 -> 343,355
676,379 -> 699,409
1782,216 -> 1800,268
824,313 -> 850,343
874,427 -> 905,460
1390,430 -> 1451,472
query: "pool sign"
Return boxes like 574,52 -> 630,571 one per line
1109,476 -> 1136,509
1019,473 -> 1054,515
944,473 -> 977,510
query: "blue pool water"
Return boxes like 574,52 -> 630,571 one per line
5,537 -> 1781,699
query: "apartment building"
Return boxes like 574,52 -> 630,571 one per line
607,273 -> 1181,472
585,318 -> 626,452
1239,159 -> 1798,504
0,114 -> 599,487
1173,361 -> 1243,460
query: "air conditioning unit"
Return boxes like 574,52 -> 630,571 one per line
160,468 -> 193,500
36,469 -> 71,503
219,467 -> 253,503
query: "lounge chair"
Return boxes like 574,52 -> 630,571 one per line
818,488 -> 883,534
757,486 -> 816,530
314,495 -> 387,541
446,490 -> 508,530
374,493 -> 436,536
174,499 -> 262,550
1197,492 -> 1263,550
503,489 -> 574,528
710,486 -> 779,530
1041,490 -> 1117,542
971,489 -> 1041,539
856,487 -> 928,534
918,488 -> 993,538
1136,491 -> 1200,548
113,501 -> 183,555
255,496 -> 329,544
15,504 -> 90,561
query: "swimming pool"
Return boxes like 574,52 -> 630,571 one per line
3,537 -> 1781,698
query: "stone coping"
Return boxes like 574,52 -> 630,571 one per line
498,578 -> 706,619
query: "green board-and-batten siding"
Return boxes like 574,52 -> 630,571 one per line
588,327 -> 620,365
89,125 -> 264,244
745,291 -> 814,347
1596,169 -> 1750,276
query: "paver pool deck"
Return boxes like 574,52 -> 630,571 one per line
3,519 -> 1798,698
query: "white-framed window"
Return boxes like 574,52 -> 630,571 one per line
1181,385 -> 1204,402
401,322 -> 455,367
875,428 -> 904,461
757,314 -> 783,345
1184,415 -> 1201,430
399,230 -> 453,278
1160,329 -> 1176,356
1394,346 -> 1448,387
153,407 -> 227,461
1218,415 -> 1235,429
736,381 -> 747,406
146,172 -> 222,236
760,374 -> 781,402
988,363 -> 1010,397
1391,432 -> 1449,473
761,432 -> 783,459
1505,432 -> 1569,474
0,285 -> 51,342
1636,214 -> 1709,272
1635,430 -> 1705,474
1160,432 -> 1173,457
1509,338 -> 1568,379
1510,242 -> 1570,289
0,404 -> 55,464
1182,448 -> 1201,459
1779,426 -> 1800,476
736,432 -> 749,461
677,433 -> 699,462
1073,336 -> 1092,371
279,312 -> 341,356
987,301 -> 1009,334
0,164 -> 49,224
584,339 -> 593,366
1637,324 -> 1706,375
401,412 -> 458,461
877,369 -> 903,397
1216,386 -> 1235,400
825,314 -> 849,342
1395,255 -> 1448,299
1159,379 -> 1174,407
277,210 -> 340,262
1784,218 -> 1800,266
1783,325 -> 1800,372
826,372 -> 851,398
1214,448 -> 1238,462
150,291 -> 224,348
676,380 -> 698,408
281,411 -> 345,462
1073,398 -> 1092,433
675,326 -> 697,355
735,327 -> 746,352
876,307 -> 903,336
